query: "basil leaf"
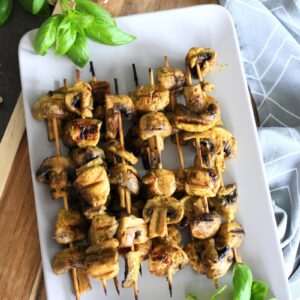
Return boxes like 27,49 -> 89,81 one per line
185,293 -> 197,300
0,0 -> 13,26
75,0 -> 115,26
32,0 -> 46,14
18,0 -> 46,15
233,263 -> 253,300
211,285 -> 227,300
69,13 -> 94,29
34,14 -> 63,55
67,33 -> 89,67
55,16 -> 77,56
250,280 -> 268,300
86,19 -> 136,45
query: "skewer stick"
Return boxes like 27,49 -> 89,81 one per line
134,282 -> 139,300
113,276 -> 120,295
102,279 -> 108,295
132,64 -> 139,88
52,82 -> 80,299
89,61 -> 97,82
167,269 -> 173,297
75,69 -> 81,82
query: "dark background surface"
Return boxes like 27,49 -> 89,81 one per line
0,2 -> 49,142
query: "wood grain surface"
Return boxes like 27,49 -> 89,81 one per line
0,1 -> 218,299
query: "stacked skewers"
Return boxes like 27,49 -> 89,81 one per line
31,47 -> 245,300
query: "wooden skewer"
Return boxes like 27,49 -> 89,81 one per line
132,63 -> 139,88
134,282 -> 139,300
75,69 -> 81,82
52,80 -> 80,300
114,78 -> 132,214
102,279 -> 108,295
89,61 -> 97,82
167,268 -> 173,297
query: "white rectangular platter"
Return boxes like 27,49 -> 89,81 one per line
19,4 -> 291,300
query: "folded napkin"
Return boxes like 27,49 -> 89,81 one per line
220,0 -> 300,298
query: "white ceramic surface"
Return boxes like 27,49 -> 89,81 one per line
19,5 -> 291,300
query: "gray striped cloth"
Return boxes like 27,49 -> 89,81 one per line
220,0 -> 300,298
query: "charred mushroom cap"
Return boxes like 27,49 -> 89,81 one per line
215,221 -> 245,250
32,93 -> 73,121
184,241 -> 206,274
139,112 -> 172,140
190,211 -> 222,240
143,196 -> 184,239
185,47 -> 217,78
105,94 -> 135,118
65,81 -> 93,118
63,118 -> 102,148
89,80 -> 110,107
153,225 -> 182,248
36,156 -> 76,199
185,167 -> 221,197
184,83 -> 206,113
70,146 -> 105,166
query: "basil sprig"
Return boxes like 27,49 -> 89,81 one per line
33,0 -> 136,67
185,263 -> 276,300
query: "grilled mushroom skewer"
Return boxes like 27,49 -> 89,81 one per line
51,78 -> 81,300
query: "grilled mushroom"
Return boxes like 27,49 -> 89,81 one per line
65,81 -> 93,118
185,168 -> 221,197
75,158 -> 110,207
139,112 -> 172,141
143,196 -> 184,239
54,208 -> 87,244
117,215 -> 148,248
36,156 -> 76,199
134,85 -> 170,113
106,140 -> 139,165
71,146 -> 105,166
172,98 -> 222,133
85,239 -> 120,281
142,169 -> 176,197
157,66 -> 185,92
89,80 -> 110,107
109,164 -> 141,196
105,94 -> 135,140
215,221 -> 245,250
52,247 -> 86,275
88,213 -> 118,245
123,251 -> 142,289
63,119 -> 102,148
209,184 -> 238,221
185,47 -> 217,78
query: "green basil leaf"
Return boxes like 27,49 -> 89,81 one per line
75,0 -> 115,26
55,16 -> 77,56
67,33 -> 89,67
32,0 -> 46,14
18,0 -> 45,15
0,0 -> 13,26
86,19 -> 136,45
211,285 -> 227,300
233,263 -> 253,300
34,14 -> 63,55
69,13 -> 94,29
185,293 -> 197,300
250,280 -> 268,300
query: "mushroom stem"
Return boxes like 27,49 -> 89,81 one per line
132,63 -> 139,88
195,138 -> 203,170
155,135 -> 163,169
113,276 -> 120,295
185,67 -> 193,86
167,268 -> 173,297
102,279 -> 108,295
233,248 -> 240,263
